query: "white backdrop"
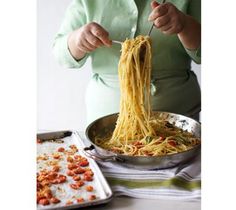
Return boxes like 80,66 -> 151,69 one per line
37,0 -> 201,131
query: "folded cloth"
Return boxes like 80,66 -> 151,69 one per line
79,132 -> 201,201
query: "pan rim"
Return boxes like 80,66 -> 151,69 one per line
85,111 -> 201,159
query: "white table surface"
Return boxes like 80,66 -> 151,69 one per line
89,197 -> 200,210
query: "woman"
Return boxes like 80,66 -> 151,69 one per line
53,0 -> 201,124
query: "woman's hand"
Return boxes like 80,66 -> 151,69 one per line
68,22 -> 112,60
148,1 -> 186,35
148,1 -> 201,50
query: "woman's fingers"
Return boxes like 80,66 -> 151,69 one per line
154,15 -> 170,28
148,2 -> 185,35
85,31 -> 103,48
89,22 -> 112,47
81,40 -> 96,52
151,1 -> 160,10
158,23 -> 172,33
162,25 -> 180,35
75,22 -> 111,53
77,42 -> 92,53
77,45 -> 89,53
148,4 -> 168,21
76,33 -> 95,52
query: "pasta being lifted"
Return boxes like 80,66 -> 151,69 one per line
95,35 -> 200,156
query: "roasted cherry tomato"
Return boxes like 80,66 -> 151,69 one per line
83,174 -> 93,181
37,182 -> 42,190
73,175 -> 81,181
53,153 -> 61,159
168,140 -> 176,147
74,155 -> 82,160
57,147 -> 65,152
58,174 -> 67,183
50,197 -> 60,204
37,138 -> 42,144
69,144 -> 78,152
66,170 -> 75,176
46,172 -> 58,180
76,180 -> 84,187
73,167 -> 85,174
86,185 -> 94,192
38,198 -> 50,205
50,179 -> 59,184
77,197 -> 85,203
67,156 -> 74,163
70,183 -> 80,190
52,165 -> 60,172
41,179 -> 50,186
84,170 -> 94,177
67,163 -> 77,170
44,191 -> 52,199
88,194 -> 96,201
37,196 -> 41,204
66,200 -> 73,205
79,160 -> 89,167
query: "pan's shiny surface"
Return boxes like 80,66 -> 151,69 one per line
85,112 -> 201,170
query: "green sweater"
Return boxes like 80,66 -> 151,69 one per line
53,0 -> 201,123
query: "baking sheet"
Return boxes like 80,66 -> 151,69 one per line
37,131 -> 113,210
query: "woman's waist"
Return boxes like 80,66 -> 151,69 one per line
91,73 -> 119,88
151,68 -> 191,80
92,68 -> 191,81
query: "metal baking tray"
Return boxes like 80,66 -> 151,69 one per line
37,130 -> 113,210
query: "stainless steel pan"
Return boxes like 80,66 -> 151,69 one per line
84,112 -> 201,170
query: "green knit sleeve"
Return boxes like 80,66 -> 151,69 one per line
52,0 -> 89,68
185,0 -> 201,64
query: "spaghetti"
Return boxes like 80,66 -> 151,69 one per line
95,35 -> 200,156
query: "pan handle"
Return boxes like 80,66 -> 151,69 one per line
83,145 -> 122,162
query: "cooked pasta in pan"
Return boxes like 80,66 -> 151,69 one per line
95,35 -> 200,156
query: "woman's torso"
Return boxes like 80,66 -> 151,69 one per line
80,0 -> 201,123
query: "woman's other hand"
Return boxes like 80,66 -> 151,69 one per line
148,1 -> 201,50
68,22 -> 112,60
148,1 -> 185,35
